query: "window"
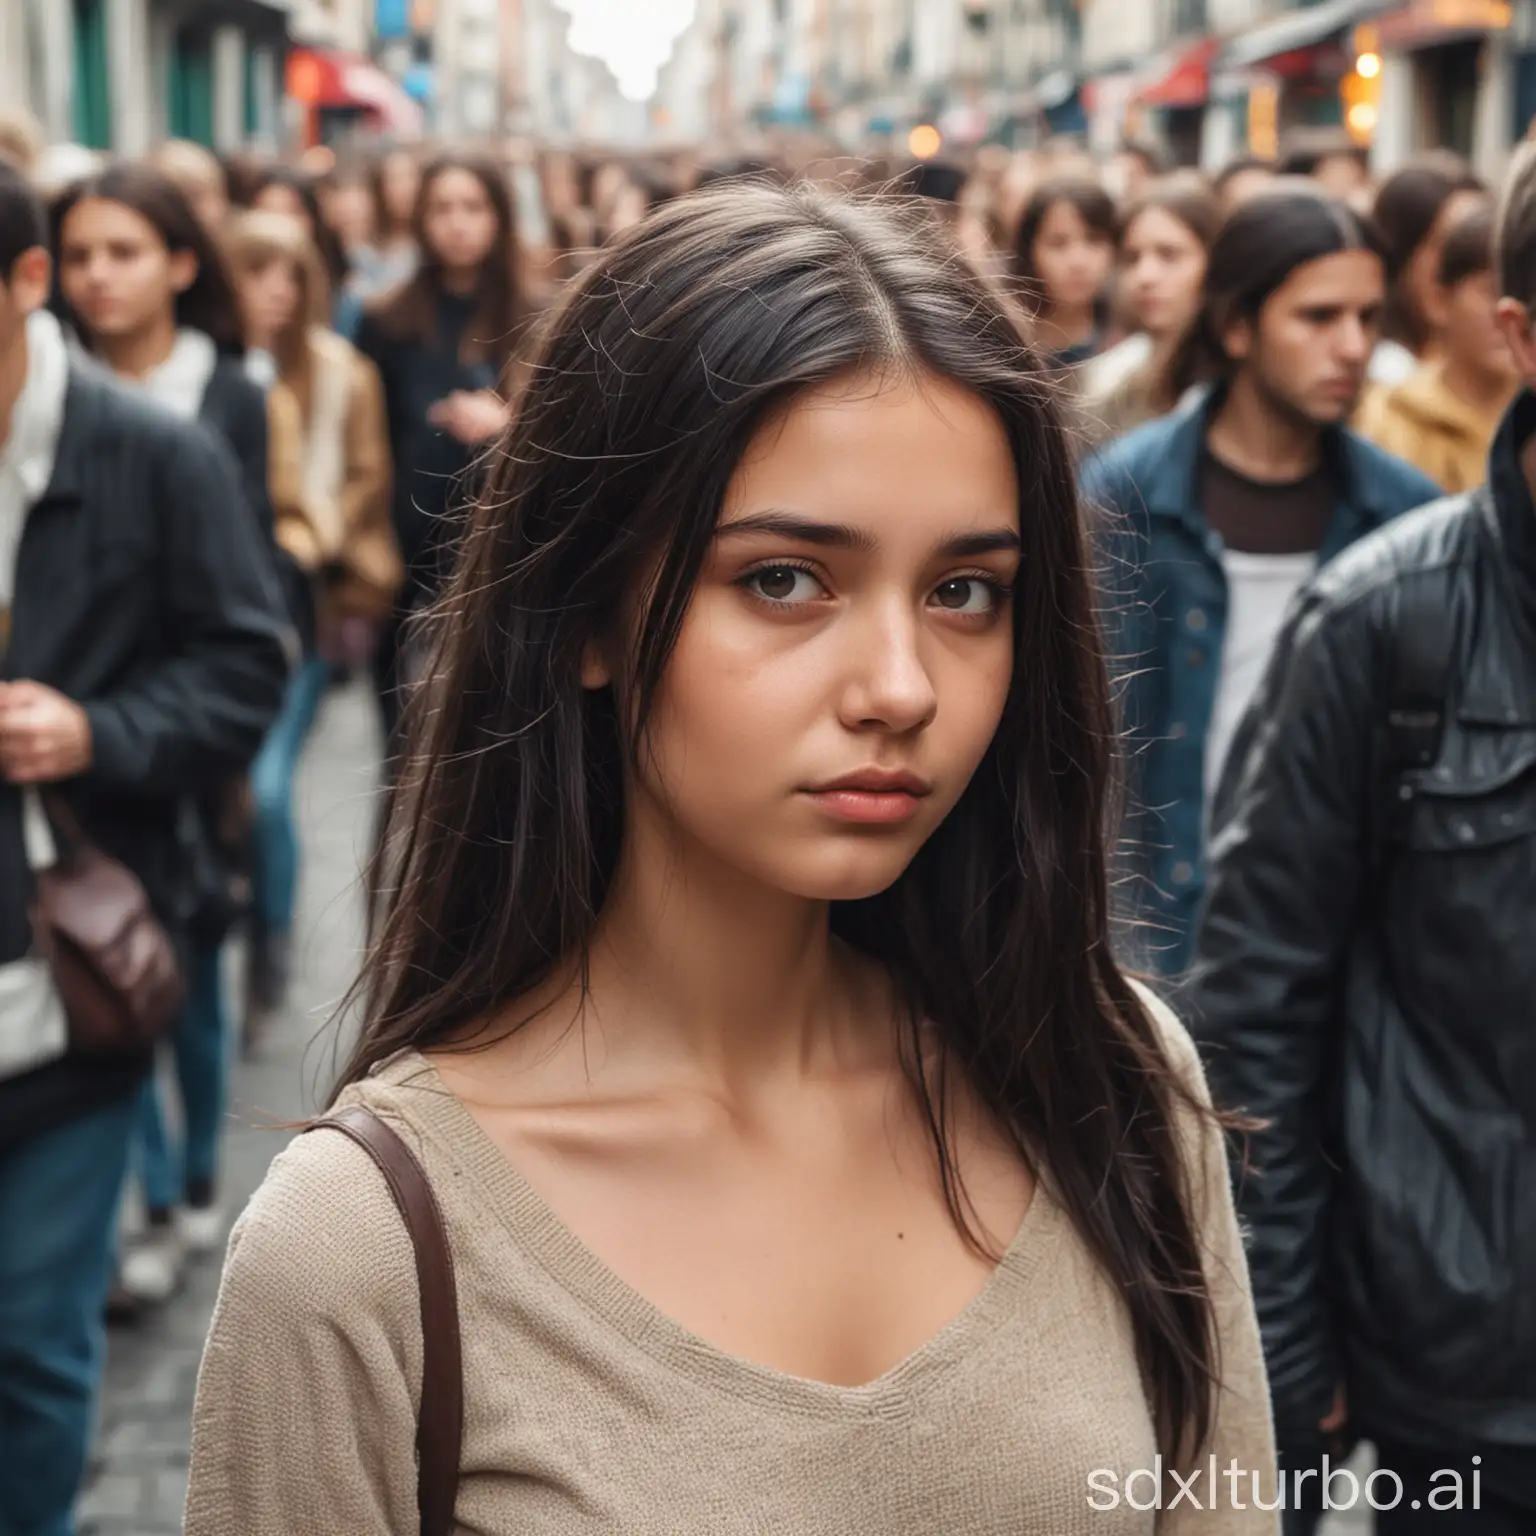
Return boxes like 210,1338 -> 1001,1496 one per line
71,0 -> 112,149
169,29 -> 214,146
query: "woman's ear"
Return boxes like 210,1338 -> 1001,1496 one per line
168,249 -> 198,296
580,637 -> 611,690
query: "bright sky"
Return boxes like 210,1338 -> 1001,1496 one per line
556,0 -> 699,102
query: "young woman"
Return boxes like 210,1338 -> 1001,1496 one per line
1080,176 -> 1223,447
186,183 -> 1276,1532
51,165 -> 290,1306
1356,201 -> 1516,493
249,166 -> 361,338
1369,154 -> 1485,386
348,147 -> 421,300
355,152 -> 524,760
1012,174 -> 1117,372
226,209 -> 400,1030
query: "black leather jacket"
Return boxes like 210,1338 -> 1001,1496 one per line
1190,391 -> 1536,1451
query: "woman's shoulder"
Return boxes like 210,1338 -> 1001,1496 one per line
216,1059 -> 444,1328
1125,977 -> 1215,1114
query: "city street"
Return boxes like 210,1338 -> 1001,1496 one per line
75,683 -> 381,1536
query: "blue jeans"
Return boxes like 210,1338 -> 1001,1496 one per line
250,655 -> 328,936
135,944 -> 228,1212
0,1092 -> 139,1536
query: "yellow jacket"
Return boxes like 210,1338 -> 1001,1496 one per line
1355,363 -> 1513,496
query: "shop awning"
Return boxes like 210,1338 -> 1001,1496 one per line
285,48 -> 426,139
1222,0 -> 1390,70
1137,38 -> 1220,108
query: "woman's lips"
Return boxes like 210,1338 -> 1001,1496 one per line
803,788 -> 926,825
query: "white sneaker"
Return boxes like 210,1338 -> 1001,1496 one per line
119,1224 -> 187,1304
180,1203 -> 227,1255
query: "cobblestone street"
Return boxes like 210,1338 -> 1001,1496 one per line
77,684 -> 381,1536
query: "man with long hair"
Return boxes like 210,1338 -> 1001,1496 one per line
1081,183 -> 1439,975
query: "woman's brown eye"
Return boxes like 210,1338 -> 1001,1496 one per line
931,578 -> 1004,615
759,568 -> 797,599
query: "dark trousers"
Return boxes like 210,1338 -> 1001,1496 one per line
1280,1440 -> 1536,1534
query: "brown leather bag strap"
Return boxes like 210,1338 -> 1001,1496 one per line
311,1105 -> 463,1536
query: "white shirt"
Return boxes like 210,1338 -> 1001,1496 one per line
0,309 -> 69,606
1203,549 -> 1317,809
0,308 -> 72,1080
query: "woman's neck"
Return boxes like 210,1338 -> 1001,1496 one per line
95,312 -> 180,380
439,264 -> 481,298
548,801 -> 888,1097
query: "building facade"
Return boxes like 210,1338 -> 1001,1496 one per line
1,0 -> 293,154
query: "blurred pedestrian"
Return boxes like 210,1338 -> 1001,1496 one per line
1081,185 -> 1439,975
1213,154 -> 1276,211
52,165 -> 297,1309
1371,154 -> 1486,386
148,140 -> 231,233
0,107 -> 44,177
1013,174 -> 1117,371
355,153 -> 524,764
249,167 -> 360,338
1279,128 -> 1373,208
0,160 -> 286,1536
1080,174 -> 1222,447
1357,202 -> 1516,492
366,146 -> 422,296
1191,138 -> 1536,1535
187,180 -> 1276,1535
226,209 -> 399,1031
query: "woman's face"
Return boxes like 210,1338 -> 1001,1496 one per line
381,152 -> 420,227
422,167 -> 500,274
253,182 -> 313,237
58,197 -> 193,342
326,181 -> 375,251
597,370 -> 1021,904
1032,199 -> 1112,314
1405,189 -> 1486,350
1121,206 -> 1208,339
239,255 -> 301,344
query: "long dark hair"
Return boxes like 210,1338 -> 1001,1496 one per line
51,164 -> 244,352
1012,174 -> 1117,320
339,181 -> 1224,1465
1373,153 -> 1484,352
366,152 -> 524,373
1159,181 -> 1386,404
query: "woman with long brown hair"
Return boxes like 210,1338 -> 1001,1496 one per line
355,152 -> 525,759
1080,174 -> 1223,447
186,182 -> 1276,1532
225,209 -> 400,1031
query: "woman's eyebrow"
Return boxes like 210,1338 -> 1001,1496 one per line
715,510 -> 1020,558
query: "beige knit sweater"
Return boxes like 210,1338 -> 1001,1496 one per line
185,996 -> 1279,1534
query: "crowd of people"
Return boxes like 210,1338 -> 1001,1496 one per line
0,101 -> 1532,1535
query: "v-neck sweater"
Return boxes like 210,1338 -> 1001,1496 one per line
185,992 -> 1278,1533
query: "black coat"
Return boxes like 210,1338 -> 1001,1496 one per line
355,291 -> 499,593
0,366 -> 290,1145
1190,390 -> 1536,1451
